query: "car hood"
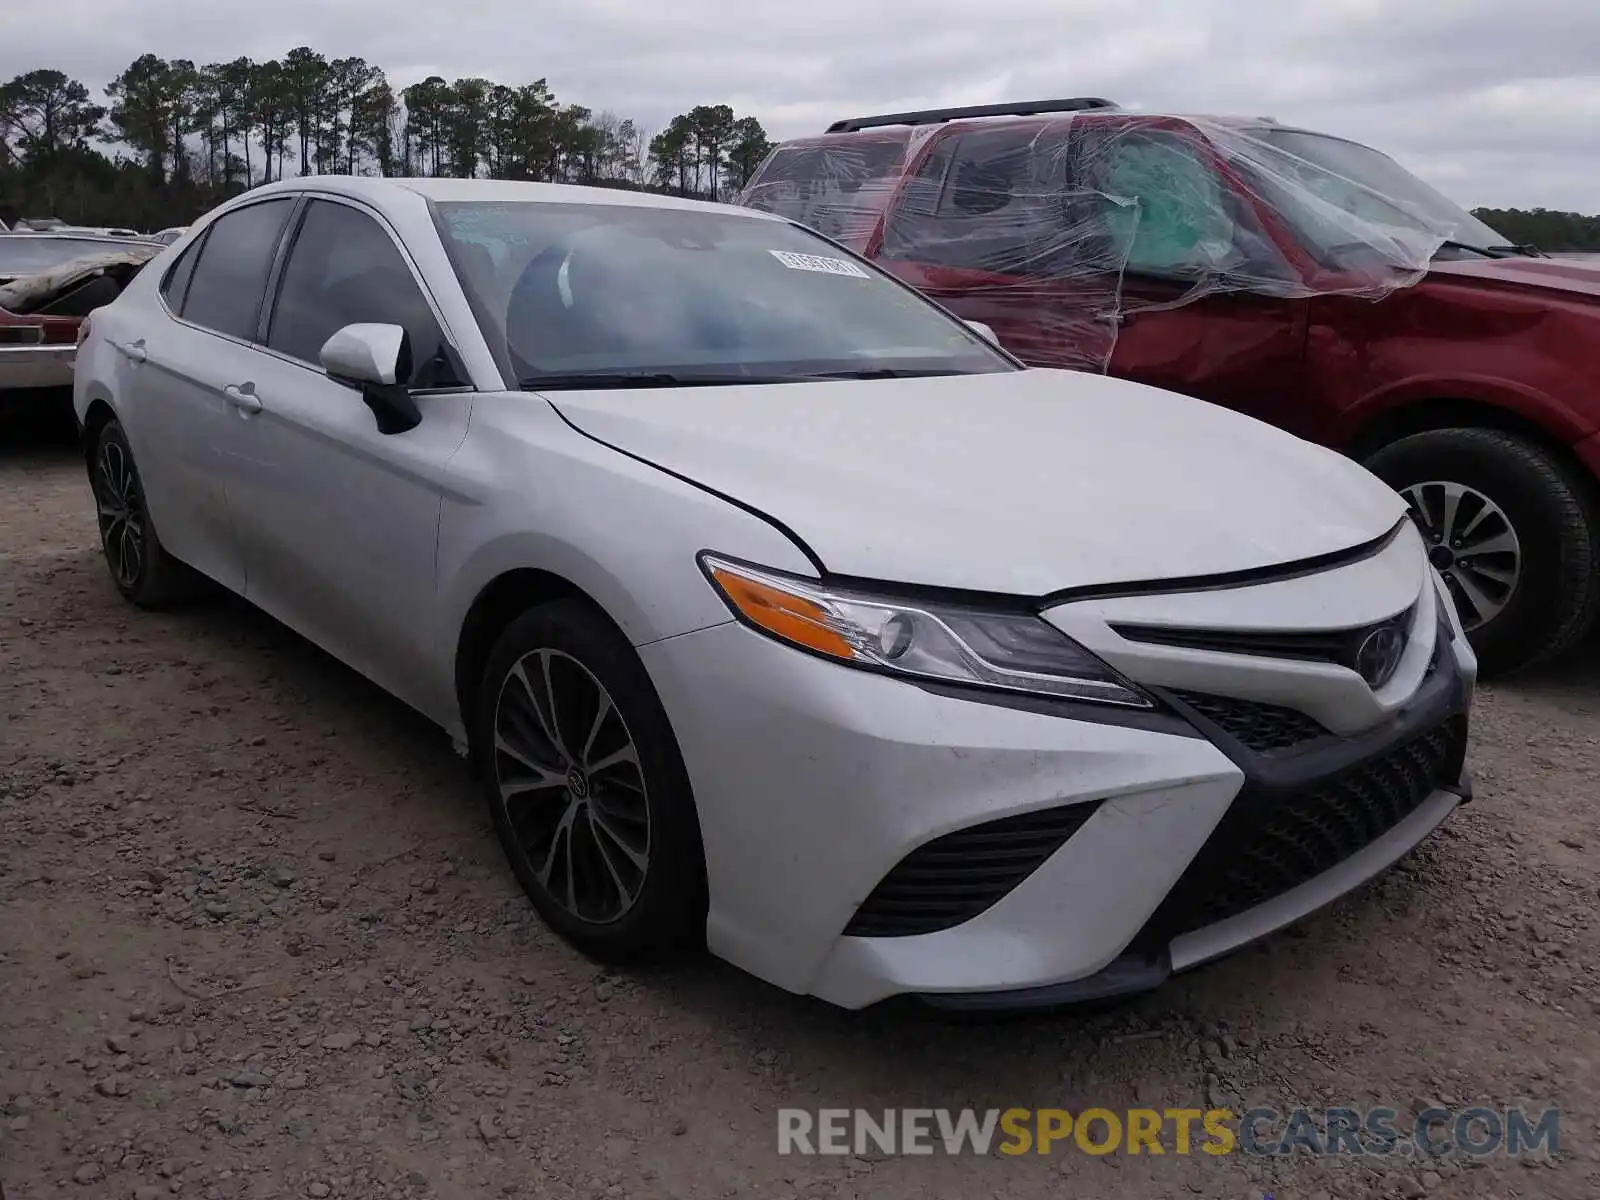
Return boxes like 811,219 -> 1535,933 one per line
1428,255 -> 1600,300
0,246 -> 159,314
545,368 -> 1408,595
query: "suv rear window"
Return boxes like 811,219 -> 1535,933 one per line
740,133 -> 911,244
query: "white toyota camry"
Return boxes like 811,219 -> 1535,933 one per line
73,177 -> 1476,1012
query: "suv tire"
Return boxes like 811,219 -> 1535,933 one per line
1365,427 -> 1599,675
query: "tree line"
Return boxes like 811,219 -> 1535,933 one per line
1470,207 -> 1600,252
0,52 -> 774,231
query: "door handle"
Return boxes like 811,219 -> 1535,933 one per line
111,338 -> 147,363
223,382 -> 263,414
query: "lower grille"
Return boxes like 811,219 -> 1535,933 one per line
1169,689 -> 1328,754
844,802 -> 1102,938
1143,715 -> 1467,942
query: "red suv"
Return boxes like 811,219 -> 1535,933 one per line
738,98 -> 1600,675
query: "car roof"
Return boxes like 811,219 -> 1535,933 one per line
237,176 -> 785,221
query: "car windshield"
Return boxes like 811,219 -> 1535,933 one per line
0,237 -> 143,278
434,200 -> 1012,388
1247,128 -> 1511,255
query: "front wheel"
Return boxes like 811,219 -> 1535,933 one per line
1364,428 -> 1599,675
472,598 -> 708,963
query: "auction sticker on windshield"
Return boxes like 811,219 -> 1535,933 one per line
768,250 -> 870,278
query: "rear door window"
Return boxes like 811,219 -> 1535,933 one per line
179,199 -> 296,340
880,125 -> 1088,277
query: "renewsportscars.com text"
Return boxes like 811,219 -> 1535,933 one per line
777,1106 -> 1560,1158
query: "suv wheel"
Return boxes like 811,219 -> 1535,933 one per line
472,598 -> 708,963
1364,428 -> 1599,675
91,419 -> 201,607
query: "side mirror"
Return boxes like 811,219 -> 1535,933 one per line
964,319 -> 1000,345
319,323 -> 421,435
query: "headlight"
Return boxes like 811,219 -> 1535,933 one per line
699,553 -> 1152,708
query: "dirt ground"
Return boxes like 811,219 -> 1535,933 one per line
3,404 -> 1598,1200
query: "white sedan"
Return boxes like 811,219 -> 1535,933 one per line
73,177 -> 1476,1012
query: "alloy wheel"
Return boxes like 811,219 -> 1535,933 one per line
94,439 -> 146,589
491,648 -> 651,924
1400,479 -> 1523,631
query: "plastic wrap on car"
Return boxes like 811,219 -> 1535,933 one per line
737,115 -> 1454,372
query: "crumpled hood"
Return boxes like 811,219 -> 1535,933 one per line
546,367 -> 1408,595
0,247 -> 159,312
1428,255 -> 1600,300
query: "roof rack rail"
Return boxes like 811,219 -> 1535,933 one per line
825,97 -> 1117,134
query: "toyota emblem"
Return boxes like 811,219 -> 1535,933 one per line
1356,625 -> 1407,689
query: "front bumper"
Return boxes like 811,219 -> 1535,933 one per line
640,530 -> 1474,1011
0,343 -> 76,391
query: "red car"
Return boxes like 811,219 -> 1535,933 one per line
0,233 -> 160,397
739,98 -> 1600,675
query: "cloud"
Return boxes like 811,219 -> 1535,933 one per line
3,0 -> 1597,210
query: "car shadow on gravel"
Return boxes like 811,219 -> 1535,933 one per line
0,395 -> 78,459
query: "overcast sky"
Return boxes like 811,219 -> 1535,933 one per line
4,0 -> 1599,212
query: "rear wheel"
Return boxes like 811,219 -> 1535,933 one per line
472,599 -> 708,963
90,419 -> 201,607
1364,428 -> 1599,675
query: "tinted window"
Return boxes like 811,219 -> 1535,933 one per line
160,235 -> 203,309
267,200 -> 450,386
180,199 -> 294,340
436,200 -> 1010,386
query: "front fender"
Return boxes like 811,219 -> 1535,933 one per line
431,393 -> 819,735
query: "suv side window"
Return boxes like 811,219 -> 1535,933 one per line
880,125 -> 1078,277
266,199 -> 455,387
160,234 -> 204,311
1071,128 -> 1289,284
179,199 -> 295,340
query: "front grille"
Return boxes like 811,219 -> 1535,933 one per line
844,802 -> 1102,938
1169,689 -> 1328,754
1114,606 -> 1415,677
1143,715 -> 1467,942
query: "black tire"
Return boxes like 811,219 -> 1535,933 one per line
90,419 -> 203,608
472,598 -> 708,963
1364,428 -> 1599,675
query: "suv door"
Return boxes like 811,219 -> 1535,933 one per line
225,197 -> 473,718
126,197 -> 297,593
1064,120 -> 1310,426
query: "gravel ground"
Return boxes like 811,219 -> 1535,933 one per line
3,406 -> 1598,1200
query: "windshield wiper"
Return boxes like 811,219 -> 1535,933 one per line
801,367 -> 969,380
1436,240 -> 1540,260
520,371 -> 808,391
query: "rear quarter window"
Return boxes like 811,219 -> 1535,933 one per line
740,135 -> 911,244
160,234 -> 205,311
